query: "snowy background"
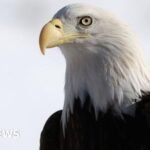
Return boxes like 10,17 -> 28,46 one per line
0,0 -> 150,150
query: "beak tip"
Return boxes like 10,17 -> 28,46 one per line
41,51 -> 45,55
39,39 -> 46,55
40,47 -> 45,55
39,30 -> 46,55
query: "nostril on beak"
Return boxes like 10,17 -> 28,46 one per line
55,25 -> 61,29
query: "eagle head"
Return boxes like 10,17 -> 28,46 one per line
39,3 -> 150,129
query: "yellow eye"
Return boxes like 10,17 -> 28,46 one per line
79,16 -> 93,26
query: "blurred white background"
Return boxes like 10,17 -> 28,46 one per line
0,0 -> 150,150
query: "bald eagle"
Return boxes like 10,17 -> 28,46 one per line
39,3 -> 150,150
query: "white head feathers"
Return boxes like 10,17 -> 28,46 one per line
53,3 -> 150,128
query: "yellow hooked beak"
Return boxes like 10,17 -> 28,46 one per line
39,19 -> 88,55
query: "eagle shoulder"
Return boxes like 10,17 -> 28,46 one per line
40,110 -> 62,150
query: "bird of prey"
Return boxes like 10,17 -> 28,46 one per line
39,3 -> 150,150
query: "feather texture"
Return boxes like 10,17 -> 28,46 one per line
53,4 -> 150,128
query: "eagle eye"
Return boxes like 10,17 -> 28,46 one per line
79,16 -> 93,27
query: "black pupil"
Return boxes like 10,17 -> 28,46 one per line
85,19 -> 89,23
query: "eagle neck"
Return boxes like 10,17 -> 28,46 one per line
60,44 -> 150,131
